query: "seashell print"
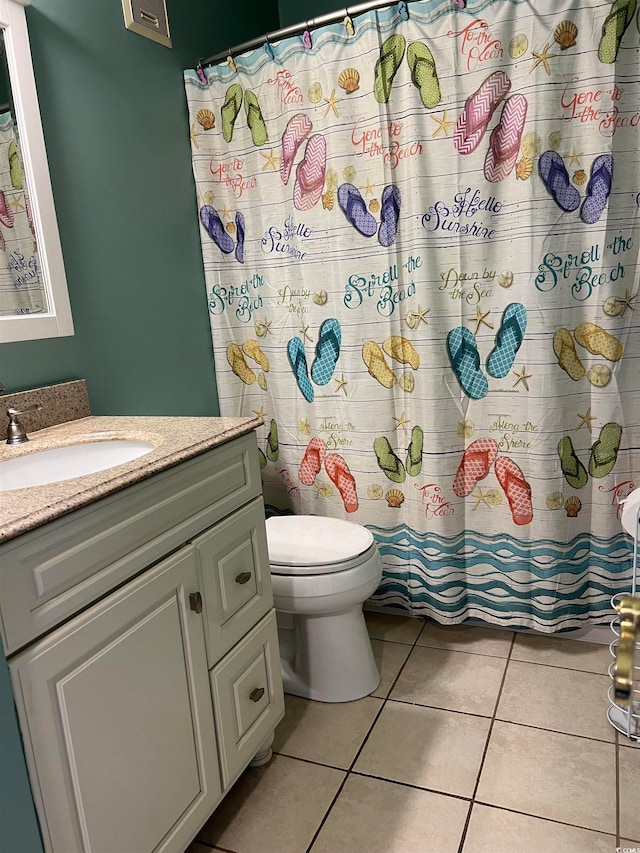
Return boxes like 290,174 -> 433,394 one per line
515,157 -> 533,180
308,82 -> 323,103
485,489 -> 503,506
572,169 -> 587,186
385,488 -> 405,508
456,418 -> 475,438
587,365 -> 611,387
196,108 -> 215,130
313,289 -> 328,305
546,491 -> 564,510
299,419 -> 312,435
343,165 -> 356,183
564,495 -> 582,517
325,169 -> 339,191
405,312 -> 418,330
369,198 -> 380,213
400,372 -> 415,392
554,20 -> 578,50
226,222 -> 236,234
499,271 -> 514,288
338,68 -> 360,94
603,296 -> 622,317
548,131 -> 562,150
509,33 -> 528,59
318,482 -> 334,497
255,320 -> 269,338
521,133 -> 541,159
322,190 -> 335,210
367,484 -> 384,500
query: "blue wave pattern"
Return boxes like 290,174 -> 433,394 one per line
367,524 -> 634,631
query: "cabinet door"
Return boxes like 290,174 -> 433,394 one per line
10,549 -> 221,853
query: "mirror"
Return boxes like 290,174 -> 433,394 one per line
0,0 -> 73,343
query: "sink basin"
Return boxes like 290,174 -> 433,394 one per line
0,440 -> 155,491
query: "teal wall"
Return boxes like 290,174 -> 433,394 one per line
278,0 -> 343,27
1,0 -> 278,414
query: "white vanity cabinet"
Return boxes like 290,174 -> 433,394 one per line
0,430 -> 284,853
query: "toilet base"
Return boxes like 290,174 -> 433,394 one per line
277,605 -> 380,703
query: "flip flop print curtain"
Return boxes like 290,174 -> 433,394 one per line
185,0 -> 640,631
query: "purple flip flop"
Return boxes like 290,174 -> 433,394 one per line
378,184 -> 401,247
235,212 -> 245,263
200,205 -> 234,254
337,183 -> 377,237
581,154 -> 613,224
538,151 -> 580,213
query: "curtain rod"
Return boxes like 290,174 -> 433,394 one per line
200,0 -> 398,67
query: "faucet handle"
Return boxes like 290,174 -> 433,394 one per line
6,404 -> 42,445
7,404 -> 43,417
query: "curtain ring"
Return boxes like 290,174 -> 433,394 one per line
196,60 -> 208,85
264,35 -> 275,60
398,1 -> 409,21
302,24 -> 313,49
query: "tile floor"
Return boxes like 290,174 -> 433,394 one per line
189,612 -> 640,853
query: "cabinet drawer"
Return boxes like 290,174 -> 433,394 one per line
211,610 -> 284,790
0,433 -> 261,655
194,497 -> 272,666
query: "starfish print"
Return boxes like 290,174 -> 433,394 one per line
334,374 -> 348,395
323,89 -> 342,118
393,411 -> 410,435
255,318 -> 272,337
299,325 -> 313,343
467,306 -> 493,335
431,111 -> 455,138
568,146 -> 582,166
471,487 -> 493,509
529,42 -> 556,75
220,205 -> 232,220
189,123 -> 200,149
260,148 -> 280,171
8,194 -> 24,213
615,289 -> 638,316
576,407 -> 596,433
252,406 -> 267,420
414,305 -> 430,326
359,178 -> 375,197
512,365 -> 532,391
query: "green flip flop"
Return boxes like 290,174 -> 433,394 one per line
374,34 -> 406,104
557,436 -> 588,489
406,42 -> 441,109
244,90 -> 268,146
598,0 -> 637,63
8,140 -> 22,190
221,84 -> 243,143
266,419 -> 279,462
588,422 -> 622,478
373,436 -> 406,483
406,426 -> 423,477
258,447 -> 267,469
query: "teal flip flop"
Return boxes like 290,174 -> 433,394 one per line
446,327 -> 488,400
311,318 -> 341,386
486,303 -> 527,379
287,337 -> 314,402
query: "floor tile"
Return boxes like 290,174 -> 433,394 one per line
622,842 -> 640,848
272,694 -> 383,768
310,774 -> 469,853
364,610 -> 424,644
197,754 -> 345,853
619,745 -> 640,841
417,621 -> 513,658
370,638 -> 412,699
462,804 -> 616,852
497,659 -> 614,741
511,633 -> 611,674
476,721 -> 616,833
354,700 -> 490,798
390,645 -> 506,716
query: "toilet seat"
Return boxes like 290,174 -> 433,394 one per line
266,515 -> 374,575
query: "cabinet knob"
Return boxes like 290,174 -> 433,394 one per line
249,687 -> 265,702
235,571 -> 252,585
189,591 -> 203,614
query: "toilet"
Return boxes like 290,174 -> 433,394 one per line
265,514 -> 382,703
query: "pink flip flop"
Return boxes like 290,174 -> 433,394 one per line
494,457 -> 533,526
298,437 -> 326,485
453,438 -> 498,497
324,453 -> 359,513
280,114 -> 312,185
293,134 -> 326,211
454,71 -> 511,155
484,94 -> 528,183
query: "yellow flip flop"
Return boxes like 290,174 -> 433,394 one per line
242,339 -> 270,371
553,328 -> 585,380
226,343 -> 256,384
574,322 -> 623,361
362,341 -> 397,388
382,336 -> 420,370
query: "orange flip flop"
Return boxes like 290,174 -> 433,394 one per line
324,453 -> 359,513
453,438 -> 498,497
298,437 -> 326,485
494,457 -> 533,526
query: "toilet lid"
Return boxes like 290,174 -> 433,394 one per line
266,515 -> 374,573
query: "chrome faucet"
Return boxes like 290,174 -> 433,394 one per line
6,405 -> 42,445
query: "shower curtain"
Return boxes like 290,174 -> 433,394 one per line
185,0 -> 640,631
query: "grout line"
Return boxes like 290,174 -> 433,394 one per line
350,768 -> 473,803
470,800 -> 619,838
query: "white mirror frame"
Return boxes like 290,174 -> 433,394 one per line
0,0 -> 73,342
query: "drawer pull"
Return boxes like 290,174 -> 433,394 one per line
235,571 -> 252,585
249,687 -> 265,703
189,591 -> 203,614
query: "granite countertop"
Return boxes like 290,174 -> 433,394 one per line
0,415 -> 261,544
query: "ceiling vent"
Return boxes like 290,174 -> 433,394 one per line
121,0 -> 171,48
